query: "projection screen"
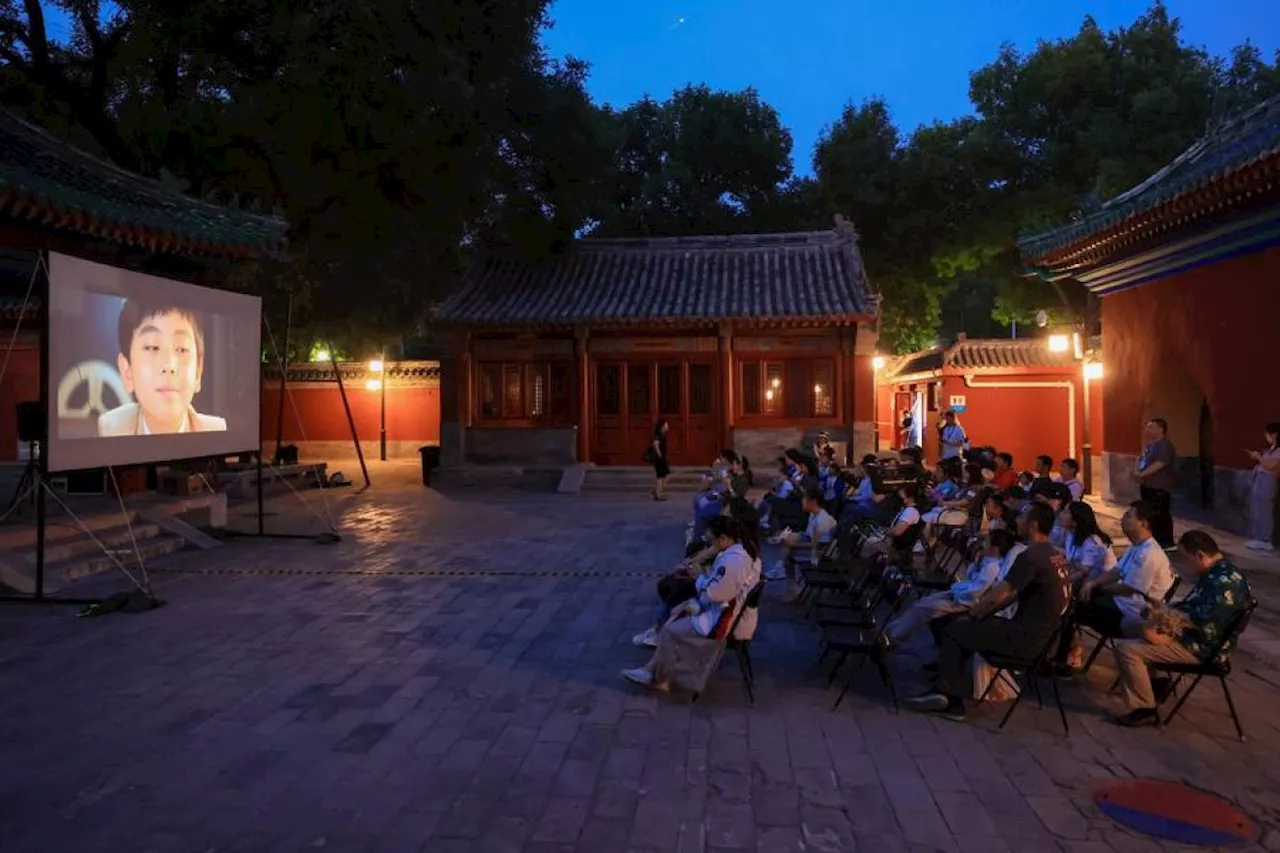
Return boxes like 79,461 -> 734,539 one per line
46,252 -> 263,473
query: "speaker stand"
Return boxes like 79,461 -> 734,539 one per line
4,442 -> 38,517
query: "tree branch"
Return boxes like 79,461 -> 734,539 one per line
19,0 -> 47,70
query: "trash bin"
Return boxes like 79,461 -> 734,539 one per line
418,445 -> 442,487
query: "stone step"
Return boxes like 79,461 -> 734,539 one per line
18,522 -> 165,565
53,535 -> 187,585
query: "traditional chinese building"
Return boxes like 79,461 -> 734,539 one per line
1020,95 -> 1280,534
434,222 -> 880,470
0,109 -> 287,477
876,335 -> 1100,484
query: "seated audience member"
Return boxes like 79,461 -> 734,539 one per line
922,459 -> 963,517
640,499 -> 760,648
691,450 -> 748,540
905,503 -> 1072,721
1059,501 -> 1117,586
887,528 -> 1021,644
1002,486 -> 1030,517
1058,500 -> 1175,667
841,454 -> 885,522
1059,458 -> 1085,502
860,482 -> 922,562
771,488 -> 839,599
622,515 -> 762,693
1035,482 -> 1073,547
759,457 -> 801,531
1027,455 -> 1056,498
1112,530 -> 1253,727
812,431 -> 832,464
1017,471 -> 1035,491
991,452 -> 1018,490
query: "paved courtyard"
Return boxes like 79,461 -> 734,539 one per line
2,461 -> 1280,853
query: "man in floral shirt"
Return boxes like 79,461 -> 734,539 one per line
1112,530 -> 1253,727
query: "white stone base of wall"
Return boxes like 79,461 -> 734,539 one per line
263,440 -> 436,462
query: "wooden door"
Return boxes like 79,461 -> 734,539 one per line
893,390 -> 913,448
593,362 -> 626,462
591,357 -> 720,465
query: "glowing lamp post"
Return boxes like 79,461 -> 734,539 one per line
1050,328 -> 1100,496
368,356 -> 387,461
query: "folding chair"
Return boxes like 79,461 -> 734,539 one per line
1148,598 -> 1257,741
975,607 -> 1074,735
691,581 -> 766,706
824,575 -> 911,711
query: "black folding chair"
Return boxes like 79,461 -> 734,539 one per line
823,575 -> 912,712
1148,598 -> 1257,741
975,608 -> 1073,736
692,581 -> 766,706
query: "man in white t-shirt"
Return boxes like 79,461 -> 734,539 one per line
1059,458 -> 1085,502
1060,501 -> 1174,666
774,489 -> 838,599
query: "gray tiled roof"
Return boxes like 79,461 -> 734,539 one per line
0,109 -> 287,257
436,229 -> 878,328
1019,95 -> 1280,260
885,338 -> 1077,379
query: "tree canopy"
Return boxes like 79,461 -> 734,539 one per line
1,1 -> 1277,354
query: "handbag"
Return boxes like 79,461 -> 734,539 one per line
642,446 -> 658,464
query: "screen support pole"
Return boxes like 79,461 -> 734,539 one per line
273,291 -> 292,462
329,354 -> 370,490
35,248 -> 49,601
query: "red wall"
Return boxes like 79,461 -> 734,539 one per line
260,384 -> 441,446
0,344 -> 40,461
880,368 -> 1101,473
1102,246 -> 1280,466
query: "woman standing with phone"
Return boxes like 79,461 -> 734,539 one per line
1245,422 -> 1280,551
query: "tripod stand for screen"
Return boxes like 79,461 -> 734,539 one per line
5,441 -> 38,516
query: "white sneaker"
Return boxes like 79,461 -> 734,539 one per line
621,667 -> 654,687
1246,540 -> 1276,552
764,560 -> 788,581
632,627 -> 658,648
767,527 -> 792,546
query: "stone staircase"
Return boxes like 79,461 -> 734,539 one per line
581,466 -> 714,495
0,511 -> 188,594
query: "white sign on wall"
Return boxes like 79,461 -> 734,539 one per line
949,394 -> 967,414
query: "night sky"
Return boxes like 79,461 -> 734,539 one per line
543,0 -> 1280,172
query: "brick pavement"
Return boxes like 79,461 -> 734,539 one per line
1,463 -> 1279,853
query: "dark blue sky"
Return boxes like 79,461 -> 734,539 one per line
542,0 -> 1280,173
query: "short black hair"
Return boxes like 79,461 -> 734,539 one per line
1036,455 -> 1053,469
898,482 -> 919,502
1178,529 -> 1221,557
1147,418 -> 1168,433
1004,486 -> 1027,501
1061,457 -> 1079,473
117,298 -> 205,364
1127,500 -> 1158,527
1267,422 -> 1280,439
802,487 -> 823,504
1024,502 -> 1056,535
860,453 -> 878,466
997,452 -> 1013,467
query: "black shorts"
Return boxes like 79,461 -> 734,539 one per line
653,458 -> 671,478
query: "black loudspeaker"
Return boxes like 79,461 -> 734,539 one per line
16,401 -> 42,444
66,469 -> 107,495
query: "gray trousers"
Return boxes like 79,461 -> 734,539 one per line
1250,472 -> 1277,544
887,591 -> 970,642
1113,638 -> 1199,709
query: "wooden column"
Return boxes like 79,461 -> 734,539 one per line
718,323 -> 734,449
574,327 -> 590,464
841,328 -> 855,436
851,325 -> 879,460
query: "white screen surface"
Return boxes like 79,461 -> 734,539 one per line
47,252 -> 262,473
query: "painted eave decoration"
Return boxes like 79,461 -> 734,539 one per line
0,109 -> 288,260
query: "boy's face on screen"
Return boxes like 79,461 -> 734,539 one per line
118,310 -> 202,432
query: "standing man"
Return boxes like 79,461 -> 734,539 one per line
939,410 -> 967,461
1134,418 -> 1177,550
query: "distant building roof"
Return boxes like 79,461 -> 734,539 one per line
435,227 -> 878,329
883,337 -> 1077,381
0,109 -> 287,258
1019,95 -> 1280,265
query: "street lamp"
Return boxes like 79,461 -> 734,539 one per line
872,354 -> 884,451
1081,359 -> 1103,495
368,355 -> 386,461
